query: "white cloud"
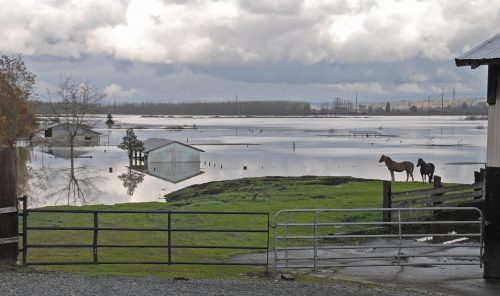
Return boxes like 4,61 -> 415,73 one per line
1,0 -> 499,65
104,83 -> 138,98
396,83 -> 425,94
327,82 -> 386,95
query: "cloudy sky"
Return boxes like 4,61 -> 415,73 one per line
1,0 -> 499,103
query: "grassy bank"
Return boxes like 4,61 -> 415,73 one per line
24,176 -> 432,278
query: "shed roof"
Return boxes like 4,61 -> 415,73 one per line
456,32 -> 500,68
142,138 -> 204,153
45,122 -> 101,134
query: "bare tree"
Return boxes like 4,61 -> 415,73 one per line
44,78 -> 105,205
49,77 -> 105,158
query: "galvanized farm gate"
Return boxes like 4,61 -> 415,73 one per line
18,196 -> 270,268
274,207 -> 483,271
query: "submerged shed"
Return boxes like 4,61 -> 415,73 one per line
44,123 -> 100,146
142,138 -> 204,163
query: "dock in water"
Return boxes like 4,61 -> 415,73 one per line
348,130 -> 382,138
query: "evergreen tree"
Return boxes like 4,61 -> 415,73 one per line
105,113 -> 114,125
117,128 -> 144,158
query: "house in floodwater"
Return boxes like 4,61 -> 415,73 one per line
140,138 -> 204,183
43,123 -> 101,146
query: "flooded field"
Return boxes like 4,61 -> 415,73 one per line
20,115 -> 487,207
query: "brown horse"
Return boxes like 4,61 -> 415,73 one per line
379,154 -> 414,182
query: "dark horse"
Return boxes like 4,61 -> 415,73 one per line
416,158 -> 435,183
379,154 -> 414,182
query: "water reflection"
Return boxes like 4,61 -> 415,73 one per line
46,147 -> 103,205
118,167 -> 145,196
16,148 -> 44,197
143,161 -> 203,183
19,146 -> 104,206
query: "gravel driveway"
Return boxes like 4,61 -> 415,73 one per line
0,270 -> 445,296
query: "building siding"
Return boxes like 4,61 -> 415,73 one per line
487,76 -> 500,167
147,142 -> 200,163
45,124 -> 100,146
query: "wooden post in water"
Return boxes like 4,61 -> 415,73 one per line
382,181 -> 392,222
0,147 -> 18,263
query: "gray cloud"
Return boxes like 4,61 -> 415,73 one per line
3,0 -> 497,102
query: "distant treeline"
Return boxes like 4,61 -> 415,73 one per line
36,100 -> 313,116
34,97 -> 488,116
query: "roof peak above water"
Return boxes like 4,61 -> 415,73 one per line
142,138 -> 204,153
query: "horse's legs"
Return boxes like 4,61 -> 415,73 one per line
390,170 -> 395,182
410,170 -> 414,181
429,172 -> 434,184
406,170 -> 413,182
421,173 -> 425,183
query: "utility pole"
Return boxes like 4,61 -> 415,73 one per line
427,96 -> 430,114
441,87 -> 444,112
355,92 -> 358,113
235,92 -> 239,116
452,88 -> 456,114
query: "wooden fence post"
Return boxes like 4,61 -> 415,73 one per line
383,181 -> 392,222
0,147 -> 18,263
474,169 -> 486,200
432,176 -> 443,216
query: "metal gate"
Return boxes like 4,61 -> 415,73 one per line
274,207 -> 483,271
18,196 -> 269,268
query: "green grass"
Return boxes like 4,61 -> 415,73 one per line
22,176 -> 433,278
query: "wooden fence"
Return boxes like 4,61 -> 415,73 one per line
0,148 -> 18,263
382,174 -> 484,222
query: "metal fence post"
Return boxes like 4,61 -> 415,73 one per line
313,211 -> 319,270
397,209 -> 402,264
284,212 -> 289,267
22,195 -> 27,266
167,212 -> 172,265
266,212 -> 270,273
93,212 -> 98,264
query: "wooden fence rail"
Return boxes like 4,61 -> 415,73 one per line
383,173 -> 485,222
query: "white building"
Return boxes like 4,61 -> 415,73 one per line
143,138 -> 204,163
141,138 -> 204,183
44,123 -> 100,146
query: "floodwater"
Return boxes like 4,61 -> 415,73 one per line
20,115 -> 487,207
